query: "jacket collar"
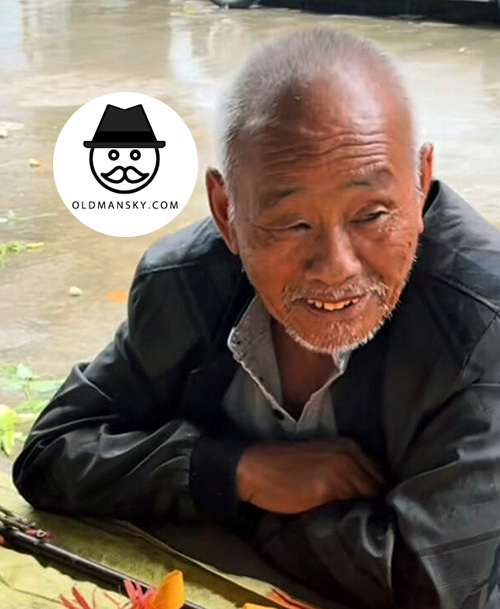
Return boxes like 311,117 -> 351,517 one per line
179,269 -> 255,433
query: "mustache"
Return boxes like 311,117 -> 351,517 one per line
100,165 -> 149,184
283,276 -> 388,303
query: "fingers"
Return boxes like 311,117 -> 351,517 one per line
337,438 -> 386,485
329,456 -> 383,500
349,466 -> 385,498
318,439 -> 386,501
237,439 -> 387,513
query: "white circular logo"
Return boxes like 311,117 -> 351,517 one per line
53,92 -> 198,237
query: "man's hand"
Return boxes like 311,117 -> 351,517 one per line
237,438 -> 386,514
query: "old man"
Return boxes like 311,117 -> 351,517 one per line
13,27 -> 500,609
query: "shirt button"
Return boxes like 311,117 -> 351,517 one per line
273,409 -> 285,420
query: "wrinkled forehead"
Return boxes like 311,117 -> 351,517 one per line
237,126 -> 410,204
236,77 -> 412,181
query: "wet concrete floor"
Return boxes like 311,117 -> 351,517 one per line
0,1 -> 499,439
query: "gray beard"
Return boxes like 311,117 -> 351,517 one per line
281,252 -> 418,357
283,310 -> 390,358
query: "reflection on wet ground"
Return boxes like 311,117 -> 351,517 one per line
1,0 -> 499,385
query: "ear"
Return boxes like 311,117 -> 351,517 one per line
418,142 -> 434,202
205,167 -> 239,255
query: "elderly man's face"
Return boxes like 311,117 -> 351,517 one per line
209,81 -> 433,354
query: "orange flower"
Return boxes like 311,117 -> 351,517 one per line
60,571 -> 185,609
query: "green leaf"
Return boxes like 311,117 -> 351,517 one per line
16,412 -> 37,423
0,404 -> 18,456
29,379 -> 62,394
0,376 -> 25,392
0,241 -> 45,265
17,397 -> 48,413
16,363 -> 36,380
7,243 -> 22,252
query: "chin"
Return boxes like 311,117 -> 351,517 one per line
283,311 -> 393,356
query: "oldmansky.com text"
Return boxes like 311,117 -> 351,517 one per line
71,200 -> 179,211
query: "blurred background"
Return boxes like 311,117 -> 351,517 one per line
1,0 -> 499,464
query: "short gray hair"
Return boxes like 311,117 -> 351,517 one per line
214,26 -> 418,208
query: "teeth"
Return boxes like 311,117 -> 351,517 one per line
306,297 -> 360,311
323,302 -> 337,311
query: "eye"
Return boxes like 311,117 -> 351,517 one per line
108,149 -> 119,161
287,222 -> 311,232
130,149 -> 141,161
353,211 -> 388,225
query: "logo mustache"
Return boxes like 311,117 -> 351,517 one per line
100,165 -> 149,184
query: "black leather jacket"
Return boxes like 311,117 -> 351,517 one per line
13,180 -> 500,609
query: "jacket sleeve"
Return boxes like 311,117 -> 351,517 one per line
251,316 -> 500,609
12,264 -> 249,522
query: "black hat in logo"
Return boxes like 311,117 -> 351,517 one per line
83,104 -> 165,149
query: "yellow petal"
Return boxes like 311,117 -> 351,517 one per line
152,570 -> 185,609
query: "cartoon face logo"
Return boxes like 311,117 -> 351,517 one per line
84,104 -> 165,194
89,147 -> 160,194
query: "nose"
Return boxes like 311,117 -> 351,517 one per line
304,224 -> 363,285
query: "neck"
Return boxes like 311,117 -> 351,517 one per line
270,318 -> 336,417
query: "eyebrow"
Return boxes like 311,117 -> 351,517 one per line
257,167 -> 394,210
345,168 -> 394,190
258,187 -> 305,211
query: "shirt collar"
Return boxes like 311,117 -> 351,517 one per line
227,294 -> 353,373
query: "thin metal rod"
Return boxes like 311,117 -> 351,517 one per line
0,524 -> 204,609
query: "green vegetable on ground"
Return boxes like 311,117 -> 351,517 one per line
0,241 -> 44,264
0,363 -> 63,456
